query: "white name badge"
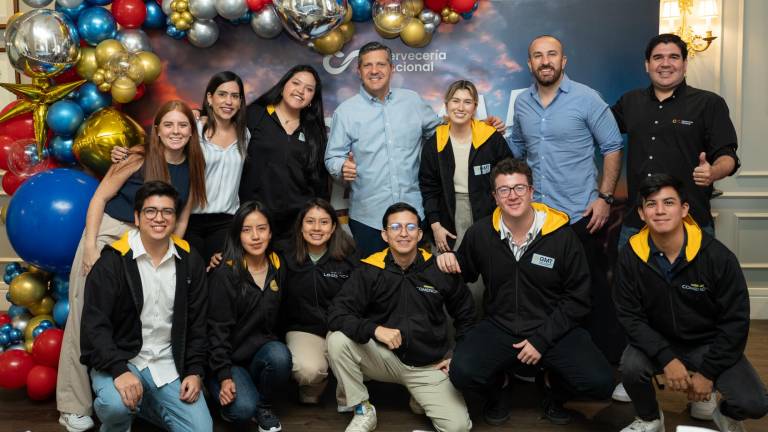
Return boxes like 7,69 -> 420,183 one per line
473,163 -> 491,175
531,253 -> 555,269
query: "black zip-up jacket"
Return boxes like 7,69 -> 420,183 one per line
208,252 -> 285,383
455,204 -> 591,354
327,248 -> 475,367
80,233 -> 208,380
614,216 -> 750,380
419,120 -> 512,240
281,251 -> 358,337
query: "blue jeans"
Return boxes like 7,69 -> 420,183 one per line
206,341 -> 292,424
617,223 -> 715,251
91,363 -> 212,432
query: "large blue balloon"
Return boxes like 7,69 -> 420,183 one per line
47,100 -> 84,137
75,82 -> 112,116
55,1 -> 88,21
77,7 -> 117,46
50,136 -> 78,165
143,1 -> 166,29
86,0 -> 113,5
349,0 -> 373,22
7,305 -> 29,318
53,299 -> 70,328
5,169 -> 99,273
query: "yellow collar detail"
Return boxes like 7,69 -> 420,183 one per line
436,119 -> 496,153
629,215 -> 702,263
491,203 -> 569,235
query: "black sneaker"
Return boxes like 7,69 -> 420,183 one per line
542,397 -> 572,425
256,406 -> 282,432
483,392 -> 511,426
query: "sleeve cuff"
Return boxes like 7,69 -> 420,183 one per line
527,334 -> 550,356
655,347 -> 676,368
216,367 -> 232,383
109,361 -> 130,380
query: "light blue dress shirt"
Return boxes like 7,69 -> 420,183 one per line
510,74 -> 623,223
325,86 -> 441,229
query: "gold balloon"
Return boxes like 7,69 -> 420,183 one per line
73,108 -> 146,176
76,47 -> 99,80
98,82 -> 112,92
343,4 -> 353,23
375,25 -> 400,39
175,19 -> 191,31
111,77 -> 138,104
441,7 -> 451,17
95,39 -> 125,67
400,18 -> 428,47
24,340 -> 34,353
27,265 -> 52,280
126,64 -> 145,83
28,296 -> 55,316
173,0 -> 188,12
136,51 -> 162,84
181,11 -> 194,22
24,314 -> 54,341
374,12 -> 407,33
338,23 -> 355,43
170,11 -> 182,22
312,29 -> 344,55
92,70 -> 105,85
9,272 -> 47,307
403,0 -> 424,17
103,69 -> 117,83
0,205 -> 7,225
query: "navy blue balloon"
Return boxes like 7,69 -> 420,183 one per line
0,324 -> 11,335
32,326 -> 46,339
4,263 -> 22,274
47,101 -> 84,137
3,275 -> 11,285
9,329 -> 22,343
6,169 -> 99,273
77,7 -> 117,46
0,333 -> 9,346
86,0 -> 113,5
55,1 -> 88,21
50,136 -> 78,165
460,11 -> 473,19
76,82 -> 112,116
53,299 -> 70,328
7,305 -> 28,318
165,24 -> 187,40
349,0 -> 373,22
143,1 -> 166,29
39,320 -> 54,329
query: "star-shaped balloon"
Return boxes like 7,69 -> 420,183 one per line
0,78 -> 86,158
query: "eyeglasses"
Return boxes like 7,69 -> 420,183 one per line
495,184 -> 531,198
141,207 -> 176,219
387,223 -> 419,233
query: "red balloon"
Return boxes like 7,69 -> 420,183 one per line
112,0 -> 147,29
246,0 -> 266,11
26,365 -> 57,400
0,101 -> 35,141
0,135 -> 12,171
132,83 -> 146,101
2,171 -> 27,195
53,67 -> 81,84
0,350 -> 34,389
32,328 -> 64,369
425,0 -> 449,11
448,0 -> 475,13
0,313 -> 10,326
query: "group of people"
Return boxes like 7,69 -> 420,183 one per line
50,33 -> 768,432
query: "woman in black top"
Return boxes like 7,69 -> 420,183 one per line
207,201 -> 291,432
240,65 -> 329,250
282,198 -> 356,405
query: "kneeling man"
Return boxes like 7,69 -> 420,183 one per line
327,202 -> 475,432
615,174 -> 768,432
80,181 -> 211,432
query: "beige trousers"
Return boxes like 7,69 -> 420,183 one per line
454,194 -> 484,316
285,331 -> 345,405
56,214 -> 135,416
327,331 -> 472,432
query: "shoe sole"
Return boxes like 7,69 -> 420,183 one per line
612,393 -> 632,403
58,417 -> 93,432
544,414 -> 571,426
258,426 -> 282,432
483,412 -> 511,426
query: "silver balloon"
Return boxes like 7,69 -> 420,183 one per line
423,22 -> 436,34
11,313 -> 32,333
23,0 -> 54,7
215,0 -> 248,20
272,0 -> 348,41
190,0 -> 219,19
116,29 -> 153,54
187,19 -> 220,48
55,0 -> 84,8
419,9 -> 440,27
162,0 -> 174,16
250,6 -> 283,39
5,9 -> 80,79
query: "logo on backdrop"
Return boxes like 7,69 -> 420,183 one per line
323,48 -> 449,75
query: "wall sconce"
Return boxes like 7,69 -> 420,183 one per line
659,0 -> 718,57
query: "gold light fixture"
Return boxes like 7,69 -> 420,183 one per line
660,0 -> 718,57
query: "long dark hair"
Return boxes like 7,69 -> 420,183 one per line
201,71 -> 247,157
254,65 -> 327,186
293,198 -> 355,264
222,200 -> 273,291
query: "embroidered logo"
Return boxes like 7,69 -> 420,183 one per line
323,271 -> 350,279
681,283 -> 707,292
531,253 -> 555,269
416,284 -> 439,294
672,119 -> 694,126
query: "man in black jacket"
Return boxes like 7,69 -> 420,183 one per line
438,158 -> 613,426
327,202 -> 475,432
615,174 -> 767,432
80,181 -> 211,432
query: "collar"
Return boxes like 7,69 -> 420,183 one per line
529,73 -> 571,97
646,79 -> 688,101
499,209 -> 546,243
648,229 -> 688,261
361,247 -> 432,270
491,203 -> 569,236
435,119 -> 497,153
359,85 -> 392,104
111,230 -> 190,256
127,229 -> 180,262
628,215 -> 703,263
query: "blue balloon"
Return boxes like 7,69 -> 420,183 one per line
143,1 -> 166,29
32,326 -> 46,339
53,274 -> 70,293
3,274 -> 11,285
86,0 -> 113,5
5,169 -> 99,274
55,1 -> 88,21
0,324 -> 11,335
349,0 -> 373,22
0,333 -> 9,346
4,263 -> 22,275
460,11 -> 473,19
38,320 -> 54,329
8,328 -> 22,343
53,299 -> 70,328
7,305 -> 28,319
47,100 -> 84,137
77,7 -> 117,46
50,136 -> 78,165
165,24 -> 187,40
76,82 -> 112,116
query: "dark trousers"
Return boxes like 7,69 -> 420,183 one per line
449,319 -> 613,403
348,219 -> 387,258
186,213 -> 233,263
621,344 -> 768,421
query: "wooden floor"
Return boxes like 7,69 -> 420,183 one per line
3,322 -> 768,432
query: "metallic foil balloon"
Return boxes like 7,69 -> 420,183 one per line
215,0 -> 248,20
5,9 -> 81,79
250,6 -> 283,39
50,136 -> 77,165
76,47 -> 98,79
9,273 -> 47,307
162,0 -> 174,15
143,0 -> 166,28
116,29 -> 153,54
23,0 -> 55,7
55,1 -> 88,20
418,8 -> 439,25
110,77 -> 138,104
422,21 -> 435,34
106,52 -> 145,83
372,0 -> 407,34
24,315 -> 54,341
46,100 -> 84,136
28,296 -> 55,316
77,7 -> 118,45
189,0 -> 218,19
95,39 -> 125,67
187,19 -> 220,47
402,0 -> 423,16
374,23 -> 399,38
73,108 -> 145,176
311,28 -> 343,55
399,17 -> 428,47
338,22 -> 355,42
56,0 -> 84,7
136,51 -> 162,84
11,313 -> 32,333
75,82 -> 112,116
272,0 -> 348,41
348,0 -> 372,22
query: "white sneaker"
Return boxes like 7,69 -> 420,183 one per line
613,383 -> 632,403
620,411 -> 665,432
690,392 -> 718,420
58,413 -> 95,432
712,404 -> 747,432
345,401 -> 377,432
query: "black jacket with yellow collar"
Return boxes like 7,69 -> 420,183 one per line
614,216 -> 749,380
80,232 -> 208,380
419,119 -> 511,239
207,251 -> 285,383
455,203 -> 591,354
327,248 -> 475,367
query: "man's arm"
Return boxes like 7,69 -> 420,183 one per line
324,110 -> 352,180
184,250 -> 208,378
442,273 -> 476,341
419,95 -> 442,140
509,109 -> 527,159
327,267 -> 378,343
207,266 -> 237,383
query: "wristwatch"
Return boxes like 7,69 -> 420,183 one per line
598,192 -> 615,205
